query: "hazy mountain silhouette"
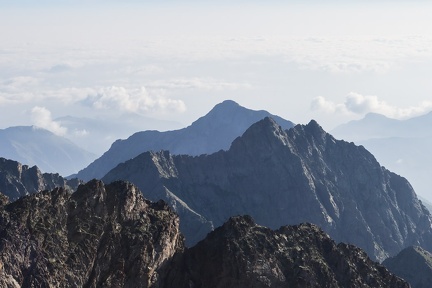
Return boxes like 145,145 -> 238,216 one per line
76,100 -> 294,181
332,111 -> 432,201
0,126 -> 96,176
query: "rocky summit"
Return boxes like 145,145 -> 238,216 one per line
0,157 -> 80,201
161,215 -> 409,288
0,184 -> 408,287
103,117 -> 432,262
383,246 -> 432,288
0,180 -> 183,287
77,100 -> 294,181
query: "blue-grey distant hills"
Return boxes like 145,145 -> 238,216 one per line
102,117 -> 432,262
76,100 -> 294,181
331,112 -> 432,202
55,113 -> 183,155
0,126 -> 97,176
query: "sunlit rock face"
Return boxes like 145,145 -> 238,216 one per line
103,117 -> 432,262
0,180 -> 184,287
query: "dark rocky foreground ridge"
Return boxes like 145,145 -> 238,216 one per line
383,246 -> 432,288
0,180 -> 183,287
0,181 -> 408,287
103,117 -> 432,262
0,157 -> 81,201
77,100 -> 294,181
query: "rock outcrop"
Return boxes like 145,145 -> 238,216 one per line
103,117 -> 432,262
383,246 -> 432,288
77,100 -> 294,181
0,157 -> 81,201
161,216 -> 408,288
0,180 -> 184,287
0,186 -> 408,287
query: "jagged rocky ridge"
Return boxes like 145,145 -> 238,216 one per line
0,157 -> 81,201
0,180 -> 183,287
77,100 -> 294,181
0,183 -> 408,287
162,215 -> 408,288
383,246 -> 432,288
103,117 -> 432,262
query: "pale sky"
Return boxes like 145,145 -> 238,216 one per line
2,1 -> 432,148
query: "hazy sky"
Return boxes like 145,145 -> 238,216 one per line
2,1 -> 432,142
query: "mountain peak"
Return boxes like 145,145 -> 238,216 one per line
383,245 -> 432,287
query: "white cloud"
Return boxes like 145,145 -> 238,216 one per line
82,86 -> 186,114
147,77 -> 252,91
311,93 -> 432,119
310,96 -> 348,114
31,106 -> 68,136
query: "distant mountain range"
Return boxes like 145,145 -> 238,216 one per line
0,181 -> 409,287
76,100 -> 294,181
331,112 -> 432,201
103,117 -> 432,262
0,126 -> 97,176
55,113 -> 183,155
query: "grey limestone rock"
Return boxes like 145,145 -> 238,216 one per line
103,117 -> 432,262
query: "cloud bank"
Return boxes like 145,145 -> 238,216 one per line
81,86 -> 186,114
311,93 -> 432,119
31,106 -> 68,136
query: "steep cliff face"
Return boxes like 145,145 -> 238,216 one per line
0,180 -> 184,287
383,246 -> 432,288
0,157 -> 81,201
78,100 -> 294,181
0,187 -> 408,287
161,216 -> 409,288
103,117 -> 432,262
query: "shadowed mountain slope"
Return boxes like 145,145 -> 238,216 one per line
0,157 -> 80,201
383,246 -> 432,288
103,117 -> 432,262
162,216 -> 409,288
77,100 -> 294,181
332,111 -> 432,201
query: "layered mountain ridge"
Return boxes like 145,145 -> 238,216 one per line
103,117 -> 432,262
331,111 -> 432,201
0,157 -> 81,201
0,182 -> 409,287
77,100 -> 294,180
